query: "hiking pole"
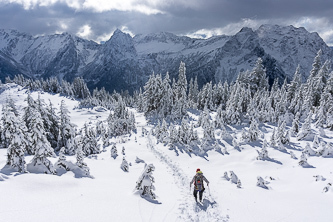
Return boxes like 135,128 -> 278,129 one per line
207,184 -> 211,196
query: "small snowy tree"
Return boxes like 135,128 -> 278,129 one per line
75,138 -> 91,177
257,176 -> 268,189
323,183 -> 332,193
248,118 -> 260,141
229,171 -> 238,184
312,135 -> 320,149
303,142 -> 316,156
237,179 -> 242,188
298,111 -> 313,140
257,140 -> 269,160
54,147 -> 70,173
291,112 -> 300,136
299,152 -> 309,167
289,151 -> 297,159
111,144 -> 118,159
82,123 -> 100,156
136,164 -> 156,199
232,138 -> 239,150
223,171 -> 230,181
270,128 -> 276,147
120,157 -> 129,172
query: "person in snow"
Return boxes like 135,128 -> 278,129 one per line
190,168 -> 209,202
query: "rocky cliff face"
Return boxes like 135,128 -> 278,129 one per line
0,25 -> 332,91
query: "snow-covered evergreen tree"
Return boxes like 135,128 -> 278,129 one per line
58,100 -> 76,155
136,164 -> 156,200
220,124 -> 232,141
4,106 -> 27,173
257,139 -> 269,160
229,171 -> 238,184
312,135 -> 320,149
54,147 -> 70,172
237,179 -> 242,188
223,171 -> 230,181
247,58 -> 269,96
28,108 -> 55,159
289,151 -> 297,159
299,151 -> 309,167
323,183 -> 332,193
45,100 -> 59,149
291,112 -> 300,136
214,104 -> 226,129
111,144 -> 118,159
82,123 -> 100,156
287,64 -> 302,103
298,111 -> 313,140
121,157 -> 129,172
75,137 -> 91,177
257,176 -> 268,189
28,110 -> 56,174
248,118 -> 260,141
107,97 -> 136,137
270,128 -> 276,147
303,142 -> 316,156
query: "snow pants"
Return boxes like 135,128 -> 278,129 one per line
193,188 -> 205,201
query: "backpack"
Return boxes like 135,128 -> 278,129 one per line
194,174 -> 204,191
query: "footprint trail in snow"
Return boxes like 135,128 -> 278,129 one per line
146,133 -> 228,222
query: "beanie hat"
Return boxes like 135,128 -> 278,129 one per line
196,168 -> 200,172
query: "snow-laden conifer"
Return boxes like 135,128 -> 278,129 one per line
237,179 -> 242,188
111,144 -> 118,159
323,183 -> 332,193
229,171 -> 238,184
291,112 -> 300,136
312,135 -> 320,149
27,116 -> 56,174
54,147 -> 70,173
45,100 -> 59,149
299,152 -> 310,167
58,100 -> 76,155
298,111 -> 313,140
248,118 -> 260,141
257,139 -> 269,160
289,151 -> 297,159
136,164 -> 156,200
4,106 -> 27,173
75,137 -> 91,177
257,176 -> 268,189
223,172 -> 230,181
82,123 -> 100,156
121,157 -> 129,172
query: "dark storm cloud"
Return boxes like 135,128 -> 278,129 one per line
1,0 -> 333,44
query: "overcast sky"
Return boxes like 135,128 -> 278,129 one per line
1,0 -> 333,45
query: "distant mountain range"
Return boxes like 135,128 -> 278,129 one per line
0,25 -> 332,92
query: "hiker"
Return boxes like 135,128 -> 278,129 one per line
190,168 -> 209,202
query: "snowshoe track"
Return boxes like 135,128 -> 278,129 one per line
146,133 -> 227,222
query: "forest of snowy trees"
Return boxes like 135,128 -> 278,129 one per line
1,49 -> 333,175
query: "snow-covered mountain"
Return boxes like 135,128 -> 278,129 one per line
0,29 -> 99,81
0,25 -> 332,91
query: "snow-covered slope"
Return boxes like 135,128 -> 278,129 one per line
0,83 -> 333,222
0,25 -> 332,91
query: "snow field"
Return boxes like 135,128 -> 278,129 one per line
1,84 -> 333,222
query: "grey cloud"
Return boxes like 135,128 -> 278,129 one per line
1,0 -> 333,44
